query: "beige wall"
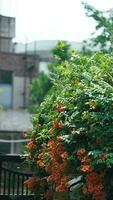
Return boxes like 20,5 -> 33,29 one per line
13,76 -> 30,109
0,38 -> 14,52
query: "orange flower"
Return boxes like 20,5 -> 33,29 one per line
26,139 -> 37,149
85,172 -> 105,200
61,152 -> 68,160
58,120 -> 63,128
56,136 -> 62,142
56,144 -> 63,154
53,120 -> 59,129
56,185 -> 67,192
53,120 -> 63,129
80,165 -> 93,172
99,153 -> 107,161
44,138 -> 69,193
47,140 -> 55,148
38,152 -> 43,159
56,176 -> 69,192
47,173 -> 61,183
50,127 -> 55,134
57,104 -> 64,112
81,156 -> 91,164
37,160 -> 45,168
24,176 -> 40,193
60,176 -> 69,185
77,148 -> 86,157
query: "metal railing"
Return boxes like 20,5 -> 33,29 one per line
0,154 -> 34,200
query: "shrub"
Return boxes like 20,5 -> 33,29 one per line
24,50 -> 113,200
28,41 -> 71,113
28,72 -> 52,113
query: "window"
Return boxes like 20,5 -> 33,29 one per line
0,70 -> 12,84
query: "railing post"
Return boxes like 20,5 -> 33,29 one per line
0,155 -> 2,194
10,135 -> 14,154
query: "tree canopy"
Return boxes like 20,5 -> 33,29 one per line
83,2 -> 113,52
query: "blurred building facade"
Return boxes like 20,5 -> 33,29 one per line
0,15 -> 39,109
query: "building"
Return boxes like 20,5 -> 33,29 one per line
0,15 -> 39,109
0,15 -> 37,154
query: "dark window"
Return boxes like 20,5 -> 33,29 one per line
0,143 -> 11,153
0,70 -> 12,84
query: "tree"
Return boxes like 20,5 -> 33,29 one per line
28,72 -> 52,113
25,48 -> 113,199
28,41 -> 71,113
82,2 -> 113,52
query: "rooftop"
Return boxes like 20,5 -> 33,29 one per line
15,40 -> 83,57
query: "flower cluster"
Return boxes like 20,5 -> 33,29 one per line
46,139 -> 69,192
26,137 -> 37,150
83,172 -> 105,200
50,120 -> 63,134
57,104 -> 64,112
77,148 -> 93,173
24,176 -> 40,193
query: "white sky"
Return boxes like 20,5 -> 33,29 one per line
0,0 -> 113,42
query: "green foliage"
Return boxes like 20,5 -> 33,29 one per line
48,41 -> 71,74
25,47 -> 113,199
83,2 -> 113,52
28,41 -> 72,113
52,41 -> 71,63
28,72 -> 52,113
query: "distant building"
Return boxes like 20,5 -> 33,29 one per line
0,15 -> 39,109
0,15 -> 35,154
0,15 -> 15,52
15,40 -> 83,75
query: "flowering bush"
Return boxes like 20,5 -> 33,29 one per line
24,45 -> 113,200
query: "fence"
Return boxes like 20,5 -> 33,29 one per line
0,154 -> 34,200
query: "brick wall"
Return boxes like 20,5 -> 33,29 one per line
0,52 -> 39,77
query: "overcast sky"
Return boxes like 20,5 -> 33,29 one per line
0,0 -> 113,42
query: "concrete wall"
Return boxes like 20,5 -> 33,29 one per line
0,15 -> 15,38
13,76 -> 30,109
13,76 -> 24,109
0,37 -> 14,52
